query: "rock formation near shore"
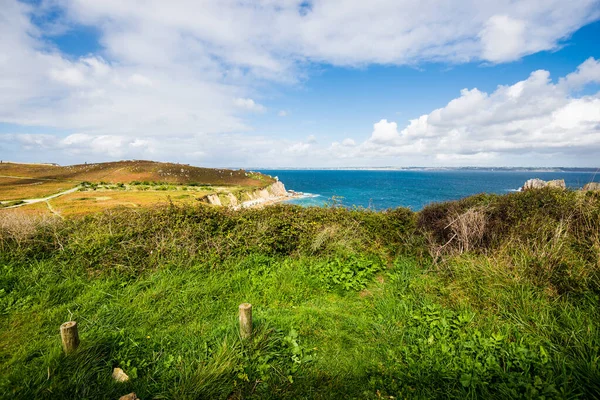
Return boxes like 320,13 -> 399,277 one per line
244,181 -> 287,201
521,178 -> 566,191
201,181 -> 289,207
583,182 -> 600,191
520,179 -> 600,191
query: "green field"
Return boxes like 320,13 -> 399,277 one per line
1,188 -> 599,399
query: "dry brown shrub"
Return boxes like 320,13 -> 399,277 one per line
0,211 -> 60,248
429,207 -> 488,262
311,224 -> 339,253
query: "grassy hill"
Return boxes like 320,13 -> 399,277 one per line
0,161 -> 276,216
1,188 -> 599,399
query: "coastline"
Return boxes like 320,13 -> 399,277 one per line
236,191 -> 304,209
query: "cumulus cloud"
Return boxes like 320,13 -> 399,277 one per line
234,98 -> 267,113
2,0 -> 600,166
278,110 -> 289,117
285,142 -> 311,154
346,58 -> 600,165
0,1 -> 251,137
559,57 -> 600,90
55,0 -> 600,68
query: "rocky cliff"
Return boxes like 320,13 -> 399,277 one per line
243,181 -> 287,201
201,181 -> 289,208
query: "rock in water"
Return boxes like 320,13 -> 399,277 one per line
583,182 -> 600,191
522,178 -> 545,190
521,179 -> 565,191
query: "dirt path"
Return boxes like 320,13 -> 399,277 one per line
2,186 -> 81,209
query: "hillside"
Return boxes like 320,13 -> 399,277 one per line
0,161 -> 280,216
0,160 -> 274,200
0,188 -> 599,398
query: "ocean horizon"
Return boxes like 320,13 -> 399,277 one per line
258,169 -> 600,211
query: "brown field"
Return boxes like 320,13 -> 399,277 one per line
47,189 -> 214,217
0,176 -> 78,201
0,160 -> 274,203
0,201 -> 53,218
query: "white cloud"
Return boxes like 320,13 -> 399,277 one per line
129,73 -> 153,87
278,110 -> 289,117
234,98 -> 266,113
286,142 -> 311,154
348,58 -> 600,165
2,1 -> 600,167
479,15 -> 528,63
59,0 -> 598,67
369,120 -> 401,144
559,57 -> 600,90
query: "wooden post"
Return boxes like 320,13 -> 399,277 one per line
60,321 -> 80,354
239,303 -> 252,339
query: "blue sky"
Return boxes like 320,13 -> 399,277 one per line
1,0 -> 600,167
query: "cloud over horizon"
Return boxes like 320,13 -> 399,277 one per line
341,58 -> 600,165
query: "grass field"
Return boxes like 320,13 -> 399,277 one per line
1,188 -> 599,399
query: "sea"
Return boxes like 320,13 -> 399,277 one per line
257,169 -> 600,211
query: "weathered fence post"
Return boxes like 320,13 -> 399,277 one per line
60,321 -> 80,354
239,303 -> 252,339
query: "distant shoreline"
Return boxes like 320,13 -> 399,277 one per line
255,167 -> 600,172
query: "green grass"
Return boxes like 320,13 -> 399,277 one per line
1,190 -> 599,399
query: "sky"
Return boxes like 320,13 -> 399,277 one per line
1,0 -> 600,168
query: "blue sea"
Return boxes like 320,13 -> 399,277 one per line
257,170 -> 600,211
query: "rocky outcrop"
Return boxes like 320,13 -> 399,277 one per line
226,193 -> 238,206
205,193 -> 222,206
547,180 -> 566,189
200,181 -> 289,208
268,181 -> 287,197
583,182 -> 600,191
243,182 -> 288,202
520,179 -> 600,191
521,179 -> 566,191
